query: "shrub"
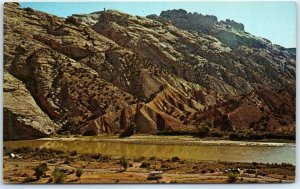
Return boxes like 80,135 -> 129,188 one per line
119,123 -> 137,138
201,169 -> 207,174
76,167 -> 84,178
70,150 -> 77,156
63,154 -> 71,164
171,156 -> 180,162
34,163 -> 49,180
83,130 -> 97,136
140,162 -> 150,168
197,126 -> 210,138
120,157 -> 128,170
53,167 -> 65,184
227,173 -> 238,183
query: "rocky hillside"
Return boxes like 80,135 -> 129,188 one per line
4,3 -> 295,140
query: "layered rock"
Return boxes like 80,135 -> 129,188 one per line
4,3 -> 296,139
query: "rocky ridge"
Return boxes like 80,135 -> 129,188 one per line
4,3 -> 295,140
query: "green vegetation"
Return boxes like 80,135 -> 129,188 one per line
197,125 -> 210,138
227,172 -> 238,183
140,161 -> 150,168
76,167 -> 84,178
83,130 -> 97,136
34,163 -> 48,180
119,123 -> 137,138
53,167 -> 65,183
229,132 -> 295,141
171,156 -> 180,162
120,157 -> 128,170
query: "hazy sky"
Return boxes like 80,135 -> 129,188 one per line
20,2 -> 296,48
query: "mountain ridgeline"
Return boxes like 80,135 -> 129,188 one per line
4,3 -> 295,140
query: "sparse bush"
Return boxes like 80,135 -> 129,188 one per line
70,150 -> 77,156
34,163 -> 48,180
53,167 -> 65,184
76,167 -> 84,178
83,130 -> 97,136
201,169 -> 207,174
227,173 -> 238,183
140,161 -> 150,168
63,154 -> 71,164
120,157 -> 128,170
119,123 -> 137,138
171,156 -> 180,162
197,126 -> 210,138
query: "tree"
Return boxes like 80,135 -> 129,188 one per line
119,123 -> 137,138
197,125 -> 210,138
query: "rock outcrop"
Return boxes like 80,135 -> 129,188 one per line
4,3 -> 295,139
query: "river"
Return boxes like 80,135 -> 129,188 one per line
4,138 -> 296,164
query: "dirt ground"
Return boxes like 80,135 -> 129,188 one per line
3,147 -> 295,184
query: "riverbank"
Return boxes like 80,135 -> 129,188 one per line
4,135 -> 296,164
3,146 -> 295,184
39,135 -> 296,147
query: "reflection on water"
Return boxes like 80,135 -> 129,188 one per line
4,140 -> 296,164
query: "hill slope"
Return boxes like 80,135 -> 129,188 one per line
4,3 -> 295,140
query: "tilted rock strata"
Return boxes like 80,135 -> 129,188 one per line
3,3 -> 295,139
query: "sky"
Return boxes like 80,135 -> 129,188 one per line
20,1 -> 296,48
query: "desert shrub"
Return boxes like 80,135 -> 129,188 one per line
204,121 -> 213,128
120,157 -> 128,170
34,163 -> 48,180
201,169 -> 207,174
53,167 -> 65,184
149,156 -> 156,161
157,130 -> 194,136
197,126 -> 210,138
70,150 -> 77,156
210,132 -> 223,138
76,167 -> 84,178
140,161 -> 150,168
83,130 -> 98,136
91,153 -> 102,160
229,133 -> 243,141
227,173 -> 238,183
63,154 -> 71,164
119,123 -> 137,138
171,156 -> 180,162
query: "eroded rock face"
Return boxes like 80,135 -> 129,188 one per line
4,3 -> 295,139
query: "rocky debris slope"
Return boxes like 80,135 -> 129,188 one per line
4,3 -> 295,139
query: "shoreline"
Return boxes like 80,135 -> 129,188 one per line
33,135 -> 295,147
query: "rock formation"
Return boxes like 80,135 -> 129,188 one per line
4,3 -> 295,140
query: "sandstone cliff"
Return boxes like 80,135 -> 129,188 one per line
4,3 -> 295,140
